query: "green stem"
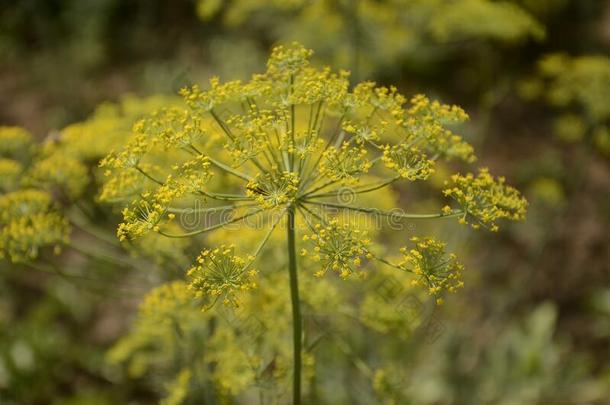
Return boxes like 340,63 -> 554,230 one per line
68,241 -> 134,269
189,144 -> 252,182
158,208 -> 264,238
303,200 -> 465,219
290,74 -> 296,171
287,205 -> 302,405
135,165 -> 163,185
307,176 -> 399,199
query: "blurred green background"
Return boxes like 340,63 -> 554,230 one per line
1,0 -> 609,403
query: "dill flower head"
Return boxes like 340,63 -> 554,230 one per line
101,42 -> 526,306
319,143 -> 372,184
187,245 -> 258,306
0,126 -> 33,158
381,145 -> 434,180
301,219 -> 372,279
24,154 -> 89,198
443,168 -> 528,231
0,158 -> 23,190
399,236 -> 464,302
57,95 -> 180,162
0,189 -> 70,262
246,171 -> 300,209
138,280 -> 200,322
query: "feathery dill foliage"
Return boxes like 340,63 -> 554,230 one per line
101,42 -> 526,308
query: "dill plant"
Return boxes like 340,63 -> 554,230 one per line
99,42 -> 527,403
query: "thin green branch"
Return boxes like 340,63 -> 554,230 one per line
301,178 -> 342,198
242,208 -> 286,272
210,108 -> 268,173
135,165 -> 163,185
189,144 -> 253,182
307,176 -> 400,199
68,241 -> 135,269
197,190 -> 253,202
157,208 -> 265,238
166,203 -> 256,214
298,202 -> 329,226
302,200 -> 465,220
301,113 -> 345,189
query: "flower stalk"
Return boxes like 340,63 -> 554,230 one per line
287,203 -> 302,404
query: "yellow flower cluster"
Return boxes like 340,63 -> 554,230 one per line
267,42 -> 314,78
381,145 -> 434,180
138,280 -> 199,321
187,245 -> 258,306
136,107 -> 206,151
56,95 -> 180,162
527,53 -> 610,154
99,166 -> 147,203
27,97 -> 181,205
180,78 -> 245,112
161,369 -> 192,405
225,111 -> 277,165
319,143 -> 372,184
0,158 -> 22,190
343,120 -> 383,145
404,94 -> 475,163
246,171 -> 299,209
117,200 -> 166,242
110,270 -> 324,400
538,54 -> 610,122
101,131 -> 154,170
351,81 -> 406,115
302,219 -> 372,279
342,87 -> 475,163
24,154 -> 89,198
0,126 -> 33,157
115,155 -> 212,241
291,66 -> 350,107
398,236 -> 464,304
443,168 -> 527,231
0,189 -> 70,262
